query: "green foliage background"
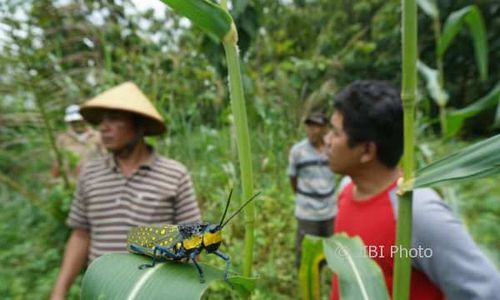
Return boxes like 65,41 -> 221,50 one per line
0,0 -> 498,299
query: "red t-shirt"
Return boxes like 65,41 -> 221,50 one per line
330,181 -> 443,300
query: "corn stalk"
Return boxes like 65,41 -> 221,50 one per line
393,0 -> 417,299
431,5 -> 448,135
30,82 -> 71,190
159,0 -> 256,277
221,20 -> 256,279
418,1 -> 489,137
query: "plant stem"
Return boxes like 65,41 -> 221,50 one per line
0,172 -> 45,208
432,16 -> 444,87
220,0 -> 228,10
157,0 -> 255,277
393,191 -> 413,299
31,82 -> 71,191
393,0 -> 417,299
223,25 -> 256,277
439,104 -> 448,136
432,14 -> 448,136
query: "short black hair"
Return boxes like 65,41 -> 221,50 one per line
304,112 -> 329,126
334,80 -> 403,168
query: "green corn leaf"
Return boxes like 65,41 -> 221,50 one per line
159,0 -> 233,41
438,5 -> 488,81
445,83 -> 500,137
81,253 -> 255,299
463,6 -> 488,81
417,60 -> 448,106
323,234 -> 389,300
299,235 -> 326,300
414,134 -> 500,189
494,101 -> 500,128
417,0 -> 438,18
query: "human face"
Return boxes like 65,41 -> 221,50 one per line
324,111 -> 364,175
305,123 -> 327,145
69,120 -> 87,134
98,111 -> 137,152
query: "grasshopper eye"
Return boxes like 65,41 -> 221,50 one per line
208,225 -> 220,233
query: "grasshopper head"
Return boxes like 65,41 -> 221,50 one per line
203,224 -> 222,253
202,190 -> 260,253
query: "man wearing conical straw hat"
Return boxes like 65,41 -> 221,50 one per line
51,82 -> 201,300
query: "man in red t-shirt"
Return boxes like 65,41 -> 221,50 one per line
324,80 -> 499,299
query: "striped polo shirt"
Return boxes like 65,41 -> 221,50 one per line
66,150 -> 201,262
288,139 -> 336,221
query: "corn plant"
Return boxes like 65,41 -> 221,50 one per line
300,235 -> 390,300
417,1 -> 491,137
298,236 -> 324,300
445,83 -> 500,138
145,0 -> 258,278
395,3 -> 500,300
392,0 -> 418,299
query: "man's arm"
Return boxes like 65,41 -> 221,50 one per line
290,176 -> 297,193
411,189 -> 500,299
288,145 -> 299,193
50,229 -> 90,300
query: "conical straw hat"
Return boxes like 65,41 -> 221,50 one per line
80,82 -> 166,136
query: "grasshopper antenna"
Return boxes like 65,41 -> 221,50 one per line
218,189 -> 233,227
221,192 -> 261,228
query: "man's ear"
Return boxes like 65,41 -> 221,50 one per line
360,142 -> 377,163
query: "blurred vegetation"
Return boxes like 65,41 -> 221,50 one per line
0,0 -> 498,299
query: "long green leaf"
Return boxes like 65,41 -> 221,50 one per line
417,0 -> 438,18
445,83 -> 500,137
464,6 -> 488,81
437,6 -> 469,55
495,101 -> 500,128
299,235 -> 325,300
323,234 -> 389,300
81,253 -> 255,299
220,1 -> 256,278
222,41 -> 256,278
438,5 -> 488,81
413,134 -> 500,189
417,60 -> 448,106
159,0 -> 233,41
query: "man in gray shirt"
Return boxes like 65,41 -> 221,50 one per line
288,112 -> 336,267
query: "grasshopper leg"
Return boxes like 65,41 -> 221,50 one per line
139,246 -> 159,269
213,250 -> 232,287
156,245 -> 185,260
190,249 -> 205,283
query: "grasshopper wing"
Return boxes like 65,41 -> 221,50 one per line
127,224 -> 181,251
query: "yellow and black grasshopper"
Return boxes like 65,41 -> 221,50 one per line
126,190 -> 259,283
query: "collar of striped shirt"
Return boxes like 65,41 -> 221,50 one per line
105,145 -> 159,173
